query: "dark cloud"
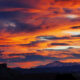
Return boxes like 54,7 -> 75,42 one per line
51,43 -> 69,45
9,54 -> 60,63
0,11 -> 19,19
6,22 -> 41,33
0,10 -> 42,33
0,45 -> 11,47
20,40 -> 45,47
37,36 -> 70,40
0,54 -> 3,56
72,35 -> 80,37
0,0 -> 33,8
0,50 -> 4,54
7,53 -> 80,63
0,53 -> 60,63
63,8 -> 73,13
67,47 -> 74,49
71,26 -> 80,29
72,54 -> 80,58
0,20 -> 41,33
61,53 -> 80,59
0,50 -> 4,56
9,53 -> 36,56
0,52 -> 80,63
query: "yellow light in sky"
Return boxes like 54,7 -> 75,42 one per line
63,31 -> 80,35
65,14 -> 79,19
45,46 -> 80,50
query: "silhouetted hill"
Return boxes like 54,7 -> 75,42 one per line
0,63 -> 79,80
9,61 -> 80,74
0,63 -> 23,80
36,61 -> 80,68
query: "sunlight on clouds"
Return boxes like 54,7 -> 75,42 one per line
3,22 -> 16,28
0,0 -> 80,68
63,30 -> 80,35
45,46 -> 80,50
64,14 -> 79,19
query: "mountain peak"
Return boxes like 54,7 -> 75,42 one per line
37,61 -> 80,68
45,61 -> 63,67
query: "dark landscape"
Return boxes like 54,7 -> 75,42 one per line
1,61 -> 80,80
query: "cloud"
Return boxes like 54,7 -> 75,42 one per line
0,0 -> 32,8
0,20 -> 41,33
72,54 -> 80,58
0,53 -> 60,63
51,43 -> 69,46
71,26 -> 80,29
63,8 -> 73,13
37,36 -> 70,40
7,22 -> 41,33
72,35 -> 80,37
0,11 -> 20,19
8,53 -> 36,56
44,46 -> 76,51
0,45 -> 11,47
0,0 -> 80,10
0,50 -> 4,54
19,40 -> 45,47
0,0 -> 80,68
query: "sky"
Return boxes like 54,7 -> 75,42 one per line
0,0 -> 80,68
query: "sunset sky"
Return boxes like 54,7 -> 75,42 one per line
0,0 -> 80,68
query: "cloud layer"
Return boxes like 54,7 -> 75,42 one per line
0,0 -> 80,68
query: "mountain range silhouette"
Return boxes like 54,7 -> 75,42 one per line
36,61 -> 80,68
0,63 -> 79,80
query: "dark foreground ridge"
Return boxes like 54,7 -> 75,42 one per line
0,63 -> 80,80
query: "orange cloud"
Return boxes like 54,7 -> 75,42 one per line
0,0 -> 80,68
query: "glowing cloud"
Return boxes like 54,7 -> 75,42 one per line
0,0 -> 80,68
64,14 -> 79,19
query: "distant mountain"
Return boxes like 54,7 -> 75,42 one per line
5,61 -> 80,74
24,61 -> 80,73
12,61 -> 80,74
36,61 -> 80,68
1,62 -> 80,74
